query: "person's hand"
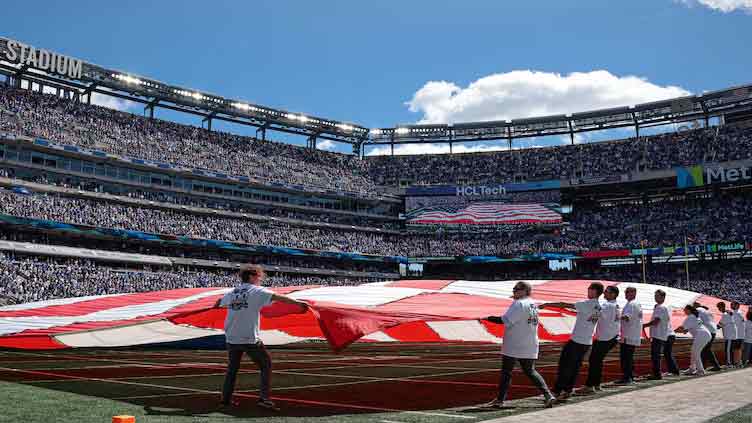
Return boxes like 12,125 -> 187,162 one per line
296,301 -> 310,313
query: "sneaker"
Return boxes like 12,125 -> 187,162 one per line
612,379 -> 635,386
682,369 -> 698,376
555,391 -> 571,402
593,384 -> 603,392
481,399 -> 505,409
543,396 -> 555,408
574,386 -> 596,396
257,399 -> 280,411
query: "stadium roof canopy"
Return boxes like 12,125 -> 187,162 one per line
1,36 -> 752,153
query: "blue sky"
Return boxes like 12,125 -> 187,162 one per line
2,0 -> 750,154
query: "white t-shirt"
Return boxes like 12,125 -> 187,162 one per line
621,300 -> 643,346
220,283 -> 273,344
570,298 -> 602,346
501,297 -> 540,359
682,314 -> 710,338
745,320 -> 752,343
595,300 -> 621,341
650,303 -> 675,341
719,311 -> 738,340
732,310 -> 745,340
697,308 -> 717,335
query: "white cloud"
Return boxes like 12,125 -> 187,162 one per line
406,70 -> 690,124
317,140 -> 339,152
676,0 -> 752,12
90,92 -> 137,112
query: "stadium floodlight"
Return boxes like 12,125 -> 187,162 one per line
395,127 -> 410,135
112,74 -> 143,85
337,123 -> 353,132
370,129 -> 382,136
232,102 -> 251,111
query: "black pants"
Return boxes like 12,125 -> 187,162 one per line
586,337 -> 617,387
554,340 -> 590,395
497,355 -> 553,402
619,343 -> 636,382
222,342 -> 272,403
651,336 -> 679,377
701,333 -> 721,369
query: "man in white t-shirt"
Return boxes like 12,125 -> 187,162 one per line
643,289 -> 679,379
731,301 -> 745,366
483,281 -> 555,409
615,286 -> 642,385
578,285 -> 620,395
214,265 -> 308,410
717,302 -> 738,366
693,302 -> 721,371
540,281 -> 604,401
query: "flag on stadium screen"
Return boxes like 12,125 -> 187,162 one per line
0,280 -> 734,351
406,202 -> 561,225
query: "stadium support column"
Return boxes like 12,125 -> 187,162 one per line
307,133 -> 318,149
82,83 -> 97,105
631,112 -> 640,139
506,126 -> 513,151
568,119 -> 575,145
700,100 -> 710,128
202,112 -> 216,132
144,98 -> 159,119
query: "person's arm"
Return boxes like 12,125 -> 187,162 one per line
539,302 -> 575,310
271,293 -> 309,313
643,316 -> 659,329
675,326 -> 688,334
213,298 -> 223,309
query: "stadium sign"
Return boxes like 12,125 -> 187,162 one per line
456,185 -> 506,196
1,39 -> 82,79
677,163 -> 752,188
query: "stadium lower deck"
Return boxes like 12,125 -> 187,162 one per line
0,340 -> 729,423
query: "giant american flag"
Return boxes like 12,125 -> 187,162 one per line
406,202 -> 562,225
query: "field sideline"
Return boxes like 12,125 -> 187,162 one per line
0,340 -> 736,423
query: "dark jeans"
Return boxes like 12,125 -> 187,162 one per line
554,340 -> 590,395
586,337 -> 618,387
701,333 -> 721,369
651,336 -> 679,377
619,343 -> 636,382
497,355 -> 553,402
222,342 -> 272,403
743,342 -> 752,365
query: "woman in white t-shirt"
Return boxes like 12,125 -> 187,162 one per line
675,305 -> 712,376
743,310 -> 752,366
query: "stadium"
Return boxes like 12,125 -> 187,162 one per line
1,3 -> 752,423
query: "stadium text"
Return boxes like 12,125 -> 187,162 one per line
456,185 -> 507,196
2,40 -> 82,79
705,165 -> 752,184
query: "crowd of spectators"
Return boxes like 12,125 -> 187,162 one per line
4,85 -> 752,195
0,169 -> 399,230
0,86 -> 377,196
0,254 -> 382,304
1,187 -> 749,257
366,126 -> 752,186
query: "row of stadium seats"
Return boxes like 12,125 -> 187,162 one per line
1,185 -> 749,257
366,126 -> 752,186
0,86 -> 376,195
0,253 -> 383,305
3,85 -> 752,192
0,170 -> 400,231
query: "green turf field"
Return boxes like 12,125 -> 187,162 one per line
0,341 -> 737,423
